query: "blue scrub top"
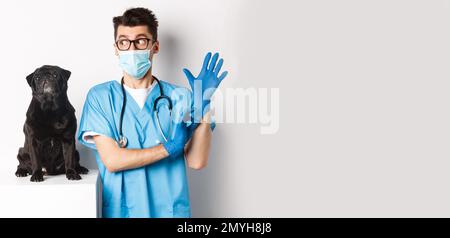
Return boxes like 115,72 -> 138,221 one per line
77,79 -> 193,218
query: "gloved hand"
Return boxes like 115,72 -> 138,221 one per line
162,122 -> 190,158
183,52 -> 228,123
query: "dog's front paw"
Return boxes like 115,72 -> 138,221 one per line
77,166 -> 89,175
15,168 -> 29,177
66,169 -> 82,180
30,171 -> 44,182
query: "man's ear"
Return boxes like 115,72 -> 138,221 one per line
61,69 -> 71,80
26,72 -> 34,88
153,40 -> 160,54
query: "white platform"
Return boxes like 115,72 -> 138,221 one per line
0,169 -> 101,218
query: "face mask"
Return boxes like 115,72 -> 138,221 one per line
118,49 -> 152,80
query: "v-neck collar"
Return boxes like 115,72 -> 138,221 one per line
123,81 -> 155,110
113,79 -> 162,117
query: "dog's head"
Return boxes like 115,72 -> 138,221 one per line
26,65 -> 71,111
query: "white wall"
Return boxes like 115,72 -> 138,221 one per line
1,0 -> 450,217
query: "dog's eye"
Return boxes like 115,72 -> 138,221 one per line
53,74 -> 57,78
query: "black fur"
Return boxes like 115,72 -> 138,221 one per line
16,65 -> 88,182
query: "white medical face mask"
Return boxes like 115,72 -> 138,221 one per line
118,47 -> 153,80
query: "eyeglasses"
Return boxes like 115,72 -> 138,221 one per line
115,38 -> 153,51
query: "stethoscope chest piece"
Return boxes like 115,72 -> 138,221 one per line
118,135 -> 128,148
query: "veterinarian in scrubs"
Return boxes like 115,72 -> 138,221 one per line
77,8 -> 227,218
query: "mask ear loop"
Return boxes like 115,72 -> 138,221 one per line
147,41 -> 155,57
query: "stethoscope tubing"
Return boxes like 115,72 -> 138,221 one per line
118,76 -> 173,148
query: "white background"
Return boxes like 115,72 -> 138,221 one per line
1,0 -> 450,217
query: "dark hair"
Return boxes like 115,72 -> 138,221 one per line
113,7 -> 158,41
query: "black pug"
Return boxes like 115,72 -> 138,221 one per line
16,65 -> 88,182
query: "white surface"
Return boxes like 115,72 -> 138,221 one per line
0,170 -> 100,218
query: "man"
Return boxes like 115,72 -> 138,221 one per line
78,7 -> 227,218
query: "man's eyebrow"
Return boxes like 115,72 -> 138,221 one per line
117,35 -> 129,39
135,33 -> 151,39
117,34 -> 152,40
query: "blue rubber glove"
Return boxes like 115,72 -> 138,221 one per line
183,52 -> 228,123
162,122 -> 190,158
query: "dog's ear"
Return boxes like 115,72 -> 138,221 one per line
26,72 -> 35,88
61,68 -> 71,81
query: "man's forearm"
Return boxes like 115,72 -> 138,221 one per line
112,144 -> 169,172
185,112 -> 212,169
94,135 -> 169,172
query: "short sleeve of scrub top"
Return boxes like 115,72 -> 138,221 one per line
77,87 -> 116,150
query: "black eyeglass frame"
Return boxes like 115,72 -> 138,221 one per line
115,38 -> 154,51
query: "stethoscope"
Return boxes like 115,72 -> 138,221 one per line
118,76 -> 173,148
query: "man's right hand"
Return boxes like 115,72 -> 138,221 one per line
162,122 -> 190,158
183,52 -> 228,123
